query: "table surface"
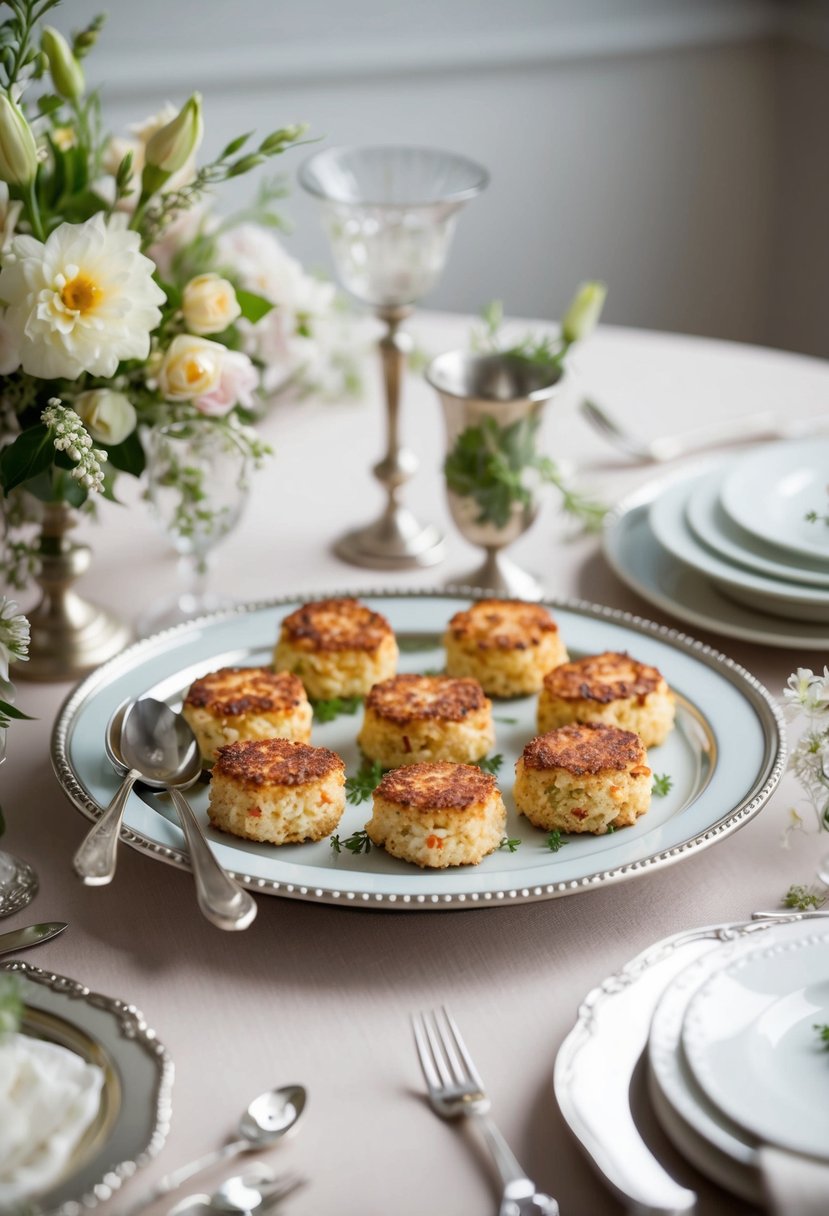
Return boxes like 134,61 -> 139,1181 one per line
3,313 -> 828,1216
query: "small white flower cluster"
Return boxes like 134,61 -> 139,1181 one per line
782,666 -> 829,846
0,596 -> 29,686
41,398 -> 108,492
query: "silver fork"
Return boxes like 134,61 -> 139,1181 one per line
580,397 -> 829,463
412,1007 -> 559,1216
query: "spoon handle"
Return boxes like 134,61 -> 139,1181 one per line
118,1140 -> 244,1216
73,769 -> 141,885
167,787 -> 258,931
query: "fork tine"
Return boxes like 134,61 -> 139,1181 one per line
412,1012 -> 442,1093
442,1005 -> 485,1090
422,1008 -> 456,1088
434,1007 -> 469,1087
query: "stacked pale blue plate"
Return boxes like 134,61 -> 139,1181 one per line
603,438 -> 829,648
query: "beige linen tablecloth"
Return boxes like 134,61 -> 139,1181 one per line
3,315 -> 827,1216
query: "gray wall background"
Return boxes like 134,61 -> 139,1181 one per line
53,0 -> 829,357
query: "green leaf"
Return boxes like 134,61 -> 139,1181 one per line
0,425 -> 54,494
235,288 -> 274,323
312,695 -> 362,724
0,700 -> 34,721
220,132 -> 252,159
106,430 -> 146,477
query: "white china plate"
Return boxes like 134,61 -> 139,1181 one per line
554,916 -> 813,1211
603,483 -> 829,649
0,961 -> 173,1215
648,470 -> 829,622
52,591 -> 783,911
682,927 -> 829,1161
719,438 -> 829,564
686,468 -> 829,589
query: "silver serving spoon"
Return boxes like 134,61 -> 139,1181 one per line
167,1164 -> 306,1216
73,699 -> 138,885
122,1086 -> 307,1216
90,697 -> 256,931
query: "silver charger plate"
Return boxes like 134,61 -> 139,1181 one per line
0,960 -> 173,1214
51,589 -> 784,911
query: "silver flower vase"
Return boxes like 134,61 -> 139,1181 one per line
426,351 -> 563,600
19,502 -> 133,682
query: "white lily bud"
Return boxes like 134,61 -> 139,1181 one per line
42,27 -> 85,102
562,281 -> 607,345
144,93 -> 203,174
0,95 -> 38,187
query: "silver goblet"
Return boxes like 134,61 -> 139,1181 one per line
300,145 -> 488,570
426,350 -> 563,600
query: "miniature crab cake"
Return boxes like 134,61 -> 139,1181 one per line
274,597 -> 398,700
514,722 -> 652,835
365,762 -> 506,868
182,667 -> 312,763
444,599 -> 568,697
208,738 -> 345,844
537,651 -> 675,746
357,674 -> 494,768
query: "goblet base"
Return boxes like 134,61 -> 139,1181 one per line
449,551 -> 543,601
334,509 -> 445,571
0,849 -> 38,918
22,595 -> 133,682
137,592 -> 235,639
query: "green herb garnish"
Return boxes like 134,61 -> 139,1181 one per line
475,753 -> 503,775
0,976 -> 23,1038
814,1023 -> 829,1050
493,715 -> 519,725
546,829 -> 569,852
329,829 -> 372,855
652,773 -> 673,797
784,883 -> 827,912
444,414 -> 605,532
397,635 -> 438,653
345,759 -> 385,805
805,510 -> 829,527
499,836 -> 521,853
312,695 -> 363,724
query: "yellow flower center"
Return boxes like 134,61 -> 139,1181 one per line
185,358 -> 205,384
61,274 -> 100,315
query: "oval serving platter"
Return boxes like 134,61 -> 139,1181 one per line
52,590 -> 784,911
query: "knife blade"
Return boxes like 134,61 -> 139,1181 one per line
0,922 -> 68,957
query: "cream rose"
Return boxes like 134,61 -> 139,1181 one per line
74,389 -> 137,446
182,273 -> 241,336
158,334 -> 224,401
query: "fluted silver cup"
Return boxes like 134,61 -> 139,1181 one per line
426,350 -> 562,599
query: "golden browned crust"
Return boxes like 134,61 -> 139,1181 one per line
376,762 -> 496,810
213,738 -> 344,788
446,599 -> 559,650
365,674 -> 489,725
278,598 -> 394,653
184,667 -> 307,717
541,652 -> 665,704
521,722 -> 647,776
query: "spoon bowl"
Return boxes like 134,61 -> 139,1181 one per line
239,1085 -> 307,1146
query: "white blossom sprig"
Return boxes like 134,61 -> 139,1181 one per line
0,596 -> 32,775
781,666 -> 829,849
41,399 -> 108,492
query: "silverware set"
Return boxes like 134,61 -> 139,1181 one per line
412,1007 -> 559,1216
72,697 -> 257,931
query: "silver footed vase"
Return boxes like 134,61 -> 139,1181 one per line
426,350 -> 563,600
18,502 -> 132,682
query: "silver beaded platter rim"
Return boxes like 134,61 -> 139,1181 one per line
0,959 -> 173,1214
51,587 -> 785,912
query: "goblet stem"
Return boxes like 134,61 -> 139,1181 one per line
375,306 -> 414,508
457,547 -> 543,601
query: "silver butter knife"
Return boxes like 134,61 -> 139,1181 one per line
0,922 -> 68,957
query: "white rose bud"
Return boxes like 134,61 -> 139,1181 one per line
74,389 -> 137,445
561,281 -> 607,345
158,334 -> 224,401
182,273 -> 241,335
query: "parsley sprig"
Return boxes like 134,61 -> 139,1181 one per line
499,836 -> 521,852
312,696 -> 363,724
784,883 -> 827,912
546,829 -> 569,852
329,829 -> 372,855
475,753 -> 504,775
814,1023 -> 829,1050
345,759 -> 385,805
652,773 -> 673,797
444,414 -> 605,533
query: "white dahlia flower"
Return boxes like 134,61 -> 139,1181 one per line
0,214 -> 165,380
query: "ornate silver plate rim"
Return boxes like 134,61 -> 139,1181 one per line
0,960 -> 173,1214
50,586 -> 785,911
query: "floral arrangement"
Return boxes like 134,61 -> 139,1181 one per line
0,1 -> 356,586
0,596 -> 31,832
444,282 -> 608,531
781,666 -> 829,909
